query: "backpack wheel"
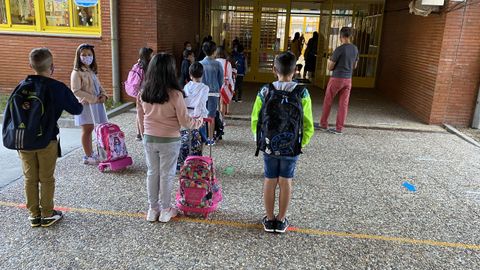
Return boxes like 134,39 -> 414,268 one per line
98,165 -> 106,172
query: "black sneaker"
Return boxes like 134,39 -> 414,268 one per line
262,216 -> 276,233
41,210 -> 63,227
29,216 -> 41,227
327,128 -> 343,135
275,217 -> 289,233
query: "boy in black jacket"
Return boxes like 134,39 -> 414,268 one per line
16,48 -> 83,227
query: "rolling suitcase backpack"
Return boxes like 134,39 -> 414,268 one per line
94,123 -> 133,172
176,119 -> 222,218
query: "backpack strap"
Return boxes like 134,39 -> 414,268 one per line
255,83 -> 275,156
290,84 -> 306,98
223,60 -> 229,81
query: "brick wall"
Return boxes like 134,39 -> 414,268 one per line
377,0 -> 446,124
378,0 -> 480,126
0,0 -> 112,96
118,0 -> 200,101
118,0 -> 158,101
430,2 -> 480,126
0,0 -> 201,103
157,0 -> 200,67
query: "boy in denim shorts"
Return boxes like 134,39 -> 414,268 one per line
251,52 -> 314,233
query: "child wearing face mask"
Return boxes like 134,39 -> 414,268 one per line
3,48 -> 82,227
71,43 -> 109,165
179,49 -> 195,89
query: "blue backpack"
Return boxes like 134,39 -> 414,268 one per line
2,76 -> 55,150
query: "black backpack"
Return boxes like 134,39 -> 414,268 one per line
255,84 -> 305,157
2,77 -> 55,150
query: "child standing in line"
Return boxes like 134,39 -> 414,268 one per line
177,62 -> 209,168
251,52 -> 314,233
3,48 -> 83,227
199,41 -> 224,145
137,53 -> 203,223
71,44 -> 108,165
232,44 -> 246,102
215,46 -> 235,117
125,47 -> 154,141
179,49 -> 195,89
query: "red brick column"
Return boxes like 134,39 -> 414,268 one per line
431,2 -> 480,126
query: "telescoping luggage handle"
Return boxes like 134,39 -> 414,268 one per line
203,117 -> 214,158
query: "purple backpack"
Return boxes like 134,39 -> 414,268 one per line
124,63 -> 144,97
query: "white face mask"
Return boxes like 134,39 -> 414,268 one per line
80,55 -> 94,66
186,46 -> 192,51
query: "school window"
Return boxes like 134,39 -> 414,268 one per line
0,0 -> 101,35
10,0 -> 36,25
44,0 -> 69,26
72,4 -> 99,27
0,0 -> 7,24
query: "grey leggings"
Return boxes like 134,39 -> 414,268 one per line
143,140 -> 181,210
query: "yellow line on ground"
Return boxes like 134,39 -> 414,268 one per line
1,201 -> 479,250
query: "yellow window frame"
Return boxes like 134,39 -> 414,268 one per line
0,0 -> 101,36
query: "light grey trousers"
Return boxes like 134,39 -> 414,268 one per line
143,140 -> 181,210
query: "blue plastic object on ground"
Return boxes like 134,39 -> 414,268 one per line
402,181 -> 417,192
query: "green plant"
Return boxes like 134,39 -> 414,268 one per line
0,94 -> 8,114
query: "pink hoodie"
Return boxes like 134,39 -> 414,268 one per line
138,90 -> 202,138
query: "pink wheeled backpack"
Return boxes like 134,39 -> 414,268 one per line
176,141 -> 222,218
94,123 -> 133,172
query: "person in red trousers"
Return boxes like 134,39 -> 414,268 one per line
319,27 -> 358,134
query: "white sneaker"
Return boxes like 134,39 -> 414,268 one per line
83,155 -> 99,165
146,208 -> 160,222
159,208 -> 178,223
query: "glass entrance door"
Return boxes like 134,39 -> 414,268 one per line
251,0 -> 289,82
208,0 -> 384,88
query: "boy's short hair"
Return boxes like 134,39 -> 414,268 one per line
340,27 -> 352,38
202,41 -> 217,56
274,52 -> 296,76
29,48 -> 53,73
237,44 -> 245,53
189,62 -> 204,79
183,49 -> 194,59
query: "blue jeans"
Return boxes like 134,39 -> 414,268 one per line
207,96 -> 219,118
263,154 -> 299,179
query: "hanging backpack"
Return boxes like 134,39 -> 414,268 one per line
124,63 -> 144,98
220,61 -> 234,105
255,84 -> 305,157
2,76 -> 55,150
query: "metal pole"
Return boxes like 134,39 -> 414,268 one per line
110,0 -> 121,104
472,83 -> 480,129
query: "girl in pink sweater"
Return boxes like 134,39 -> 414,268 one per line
137,53 -> 203,223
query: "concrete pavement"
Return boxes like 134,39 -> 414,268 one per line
0,110 -> 479,269
0,126 -> 82,189
228,83 -> 445,133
